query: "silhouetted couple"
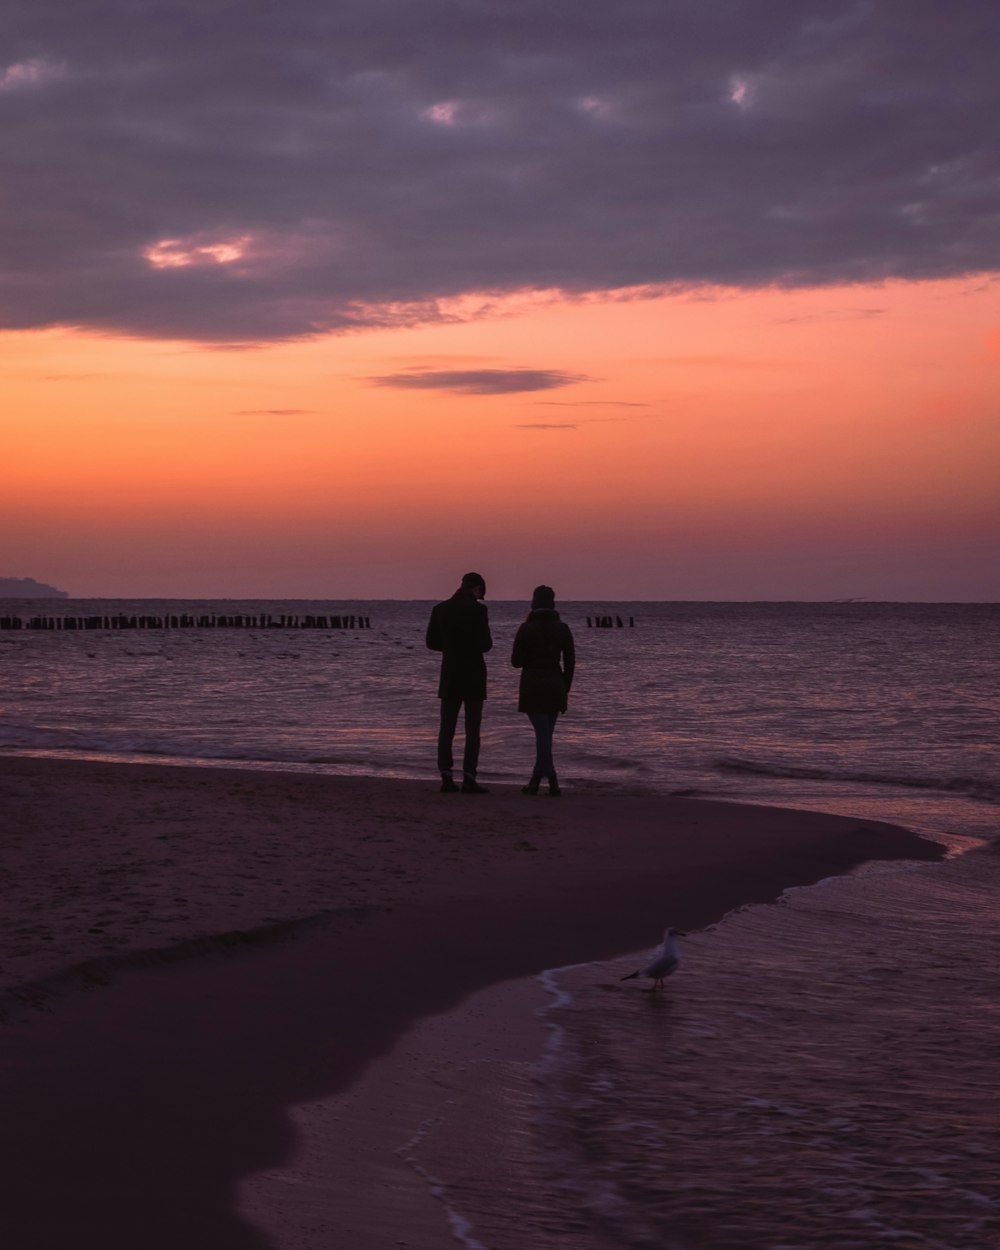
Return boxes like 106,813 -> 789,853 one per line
426,574 -> 575,796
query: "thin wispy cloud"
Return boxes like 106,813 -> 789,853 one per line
614,356 -> 781,369
0,2 -> 997,343
367,368 -> 590,395
775,308 -> 889,325
515,422 -> 580,430
538,400 -> 649,408
232,408 -> 314,415
41,373 -> 106,382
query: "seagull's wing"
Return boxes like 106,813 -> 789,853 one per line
642,953 -> 679,979
621,930 -> 682,983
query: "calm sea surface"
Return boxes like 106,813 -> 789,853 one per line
5,598 -> 1000,1247
2,599 -> 998,845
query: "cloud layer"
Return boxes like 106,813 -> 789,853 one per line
367,368 -> 589,394
2,1 -> 998,342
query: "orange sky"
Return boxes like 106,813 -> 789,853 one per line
3,275 -> 998,599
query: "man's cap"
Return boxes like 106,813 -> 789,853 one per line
461,571 -> 486,593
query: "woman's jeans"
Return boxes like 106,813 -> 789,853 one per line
527,711 -> 559,781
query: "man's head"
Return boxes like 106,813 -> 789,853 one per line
461,571 -> 486,599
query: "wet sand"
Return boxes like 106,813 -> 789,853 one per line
0,756 -> 943,1248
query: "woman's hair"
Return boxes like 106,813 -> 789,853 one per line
531,585 -> 556,610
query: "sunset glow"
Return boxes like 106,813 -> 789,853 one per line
2,2 -> 998,600
4,275 -> 997,599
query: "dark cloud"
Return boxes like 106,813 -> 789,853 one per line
367,368 -> 589,394
2,1 -> 998,343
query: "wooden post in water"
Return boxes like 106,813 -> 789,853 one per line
2,610 -> 374,632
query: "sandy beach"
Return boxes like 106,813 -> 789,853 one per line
0,755 -> 945,1248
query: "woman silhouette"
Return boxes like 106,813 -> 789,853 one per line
511,585 -> 576,796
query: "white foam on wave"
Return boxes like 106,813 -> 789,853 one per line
396,1117 -> 493,1250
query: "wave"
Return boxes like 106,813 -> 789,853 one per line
716,756 -> 1000,804
0,724 -> 372,771
561,748 -> 650,773
0,723 -> 175,756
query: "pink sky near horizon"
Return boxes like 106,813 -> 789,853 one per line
3,274 -> 998,601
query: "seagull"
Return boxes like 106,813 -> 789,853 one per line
621,927 -> 684,990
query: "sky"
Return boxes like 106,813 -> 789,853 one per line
2,0 -> 998,600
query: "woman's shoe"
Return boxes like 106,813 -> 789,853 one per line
522,778 -> 540,795
548,779 -> 561,797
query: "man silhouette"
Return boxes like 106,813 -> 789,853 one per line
426,572 -> 492,793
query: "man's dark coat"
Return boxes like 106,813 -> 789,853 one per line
426,590 -> 493,701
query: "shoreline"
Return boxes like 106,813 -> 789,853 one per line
0,755 -> 946,1248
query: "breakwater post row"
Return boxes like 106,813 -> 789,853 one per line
587,615 -> 635,627
0,614 -> 372,632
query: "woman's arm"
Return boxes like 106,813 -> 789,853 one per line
511,624 -> 526,669
562,626 -> 576,692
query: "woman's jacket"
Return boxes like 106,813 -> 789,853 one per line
511,609 -> 575,713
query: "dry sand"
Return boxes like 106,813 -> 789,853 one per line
0,756 -> 943,1248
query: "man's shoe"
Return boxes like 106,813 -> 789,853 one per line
522,779 -> 540,795
440,777 -> 460,793
461,780 -> 489,794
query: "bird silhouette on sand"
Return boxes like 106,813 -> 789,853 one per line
621,927 -> 684,990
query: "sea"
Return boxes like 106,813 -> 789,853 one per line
4,599 -> 1000,1248
2,598 -> 998,846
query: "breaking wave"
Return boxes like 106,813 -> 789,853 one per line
716,756 -> 1000,804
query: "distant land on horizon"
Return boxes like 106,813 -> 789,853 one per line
0,577 -> 69,599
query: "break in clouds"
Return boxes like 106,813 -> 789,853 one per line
2,1 -> 998,343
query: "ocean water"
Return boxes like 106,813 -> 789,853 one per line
2,599 -> 998,845
5,599 -> 1000,1247
403,845 -> 1000,1250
